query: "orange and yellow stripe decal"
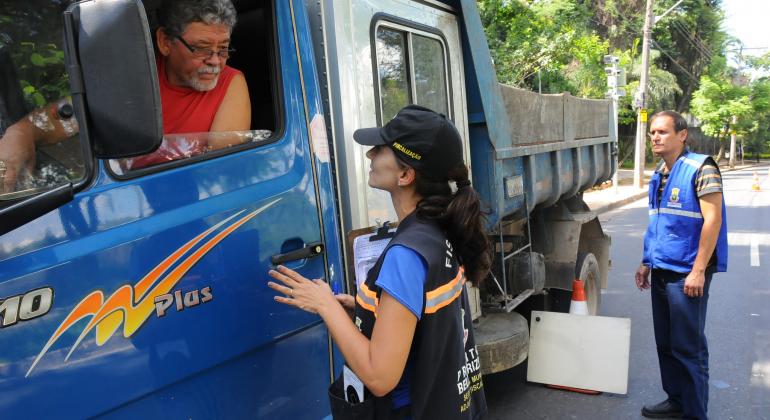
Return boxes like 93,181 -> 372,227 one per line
25,199 -> 279,377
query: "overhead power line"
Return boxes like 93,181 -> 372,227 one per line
671,20 -> 713,61
651,39 -> 700,83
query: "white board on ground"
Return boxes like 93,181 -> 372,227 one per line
526,310 -> 631,394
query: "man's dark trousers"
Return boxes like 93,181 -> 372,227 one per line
651,269 -> 713,420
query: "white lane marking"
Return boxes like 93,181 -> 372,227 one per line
751,234 -> 760,267
728,232 -> 769,267
727,232 -> 770,246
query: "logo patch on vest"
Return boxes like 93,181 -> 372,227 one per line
667,187 -> 683,208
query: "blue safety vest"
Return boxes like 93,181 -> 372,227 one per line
643,151 -> 728,273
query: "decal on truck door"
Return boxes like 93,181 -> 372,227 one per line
25,199 -> 280,377
0,287 -> 54,328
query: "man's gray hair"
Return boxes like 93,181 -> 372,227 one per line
158,0 -> 237,38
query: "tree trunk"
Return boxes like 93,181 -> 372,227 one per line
677,83 -> 695,113
714,142 -> 725,163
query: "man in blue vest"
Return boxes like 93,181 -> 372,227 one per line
636,111 -> 728,420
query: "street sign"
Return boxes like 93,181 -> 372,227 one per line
640,108 -> 648,122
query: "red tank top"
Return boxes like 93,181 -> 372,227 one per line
157,57 -> 240,134
127,57 -> 241,169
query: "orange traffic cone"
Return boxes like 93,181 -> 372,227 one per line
569,279 -> 589,315
752,172 -> 761,191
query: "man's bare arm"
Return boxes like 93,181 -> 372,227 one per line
683,192 -> 722,297
207,73 -> 251,149
693,192 -> 722,272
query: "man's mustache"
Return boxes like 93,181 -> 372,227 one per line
198,66 -> 220,75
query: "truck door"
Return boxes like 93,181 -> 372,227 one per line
0,1 -> 339,418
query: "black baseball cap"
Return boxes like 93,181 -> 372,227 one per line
353,105 -> 464,181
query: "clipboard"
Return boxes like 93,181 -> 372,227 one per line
346,222 -> 397,291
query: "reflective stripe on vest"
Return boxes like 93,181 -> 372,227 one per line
425,267 -> 465,314
356,283 -> 378,314
648,208 -> 703,219
680,156 -> 703,170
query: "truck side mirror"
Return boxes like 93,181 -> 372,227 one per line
66,0 -> 162,158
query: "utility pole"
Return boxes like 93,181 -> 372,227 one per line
605,55 -> 626,194
729,115 -> 737,169
633,0 -> 655,189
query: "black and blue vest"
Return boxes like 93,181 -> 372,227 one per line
643,151 -> 728,273
354,213 -> 487,420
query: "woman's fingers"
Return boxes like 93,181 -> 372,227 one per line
268,266 -> 302,287
277,265 -> 307,282
267,281 -> 293,297
335,294 -> 355,309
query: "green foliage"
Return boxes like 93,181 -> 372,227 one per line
478,0 -> 608,97
0,1 -> 71,109
689,71 -> 770,141
651,0 -> 729,112
14,42 -> 68,107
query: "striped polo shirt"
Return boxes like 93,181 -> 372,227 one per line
655,153 -> 723,205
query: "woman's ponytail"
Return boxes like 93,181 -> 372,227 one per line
410,163 -> 491,284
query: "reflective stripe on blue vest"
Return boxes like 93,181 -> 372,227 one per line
643,151 -> 728,273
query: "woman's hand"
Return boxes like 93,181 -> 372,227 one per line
335,294 -> 355,319
268,265 -> 337,315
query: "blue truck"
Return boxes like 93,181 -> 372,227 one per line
0,0 -> 615,417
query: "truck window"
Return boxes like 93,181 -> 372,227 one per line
0,2 -> 86,201
375,23 -> 450,123
375,27 -> 411,121
109,2 -> 279,176
412,34 -> 449,117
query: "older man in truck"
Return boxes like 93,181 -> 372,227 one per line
0,0 -> 250,192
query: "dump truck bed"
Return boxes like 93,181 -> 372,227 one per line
468,84 -> 616,225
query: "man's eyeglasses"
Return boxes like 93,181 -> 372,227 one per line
176,37 -> 235,60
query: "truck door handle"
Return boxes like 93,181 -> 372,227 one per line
271,241 -> 325,265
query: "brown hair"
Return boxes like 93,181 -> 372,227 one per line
651,110 -> 688,133
398,159 -> 491,284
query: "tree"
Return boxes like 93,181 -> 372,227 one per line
689,70 -> 770,161
651,0 -> 729,112
478,0 -> 608,97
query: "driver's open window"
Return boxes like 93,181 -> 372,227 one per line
108,1 -> 280,176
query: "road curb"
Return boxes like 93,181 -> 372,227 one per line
591,191 -> 648,215
591,161 -> 768,215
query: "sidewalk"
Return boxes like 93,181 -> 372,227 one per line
584,161 -> 767,214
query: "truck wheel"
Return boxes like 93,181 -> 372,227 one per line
575,252 -> 601,315
545,252 -> 602,314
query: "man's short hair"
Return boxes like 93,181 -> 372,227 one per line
651,110 -> 688,132
158,0 -> 237,38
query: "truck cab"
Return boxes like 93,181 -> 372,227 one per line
1,1 -> 345,417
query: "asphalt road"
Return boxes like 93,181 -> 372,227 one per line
484,164 -> 770,420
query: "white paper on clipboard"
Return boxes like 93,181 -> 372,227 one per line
352,231 -> 394,288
